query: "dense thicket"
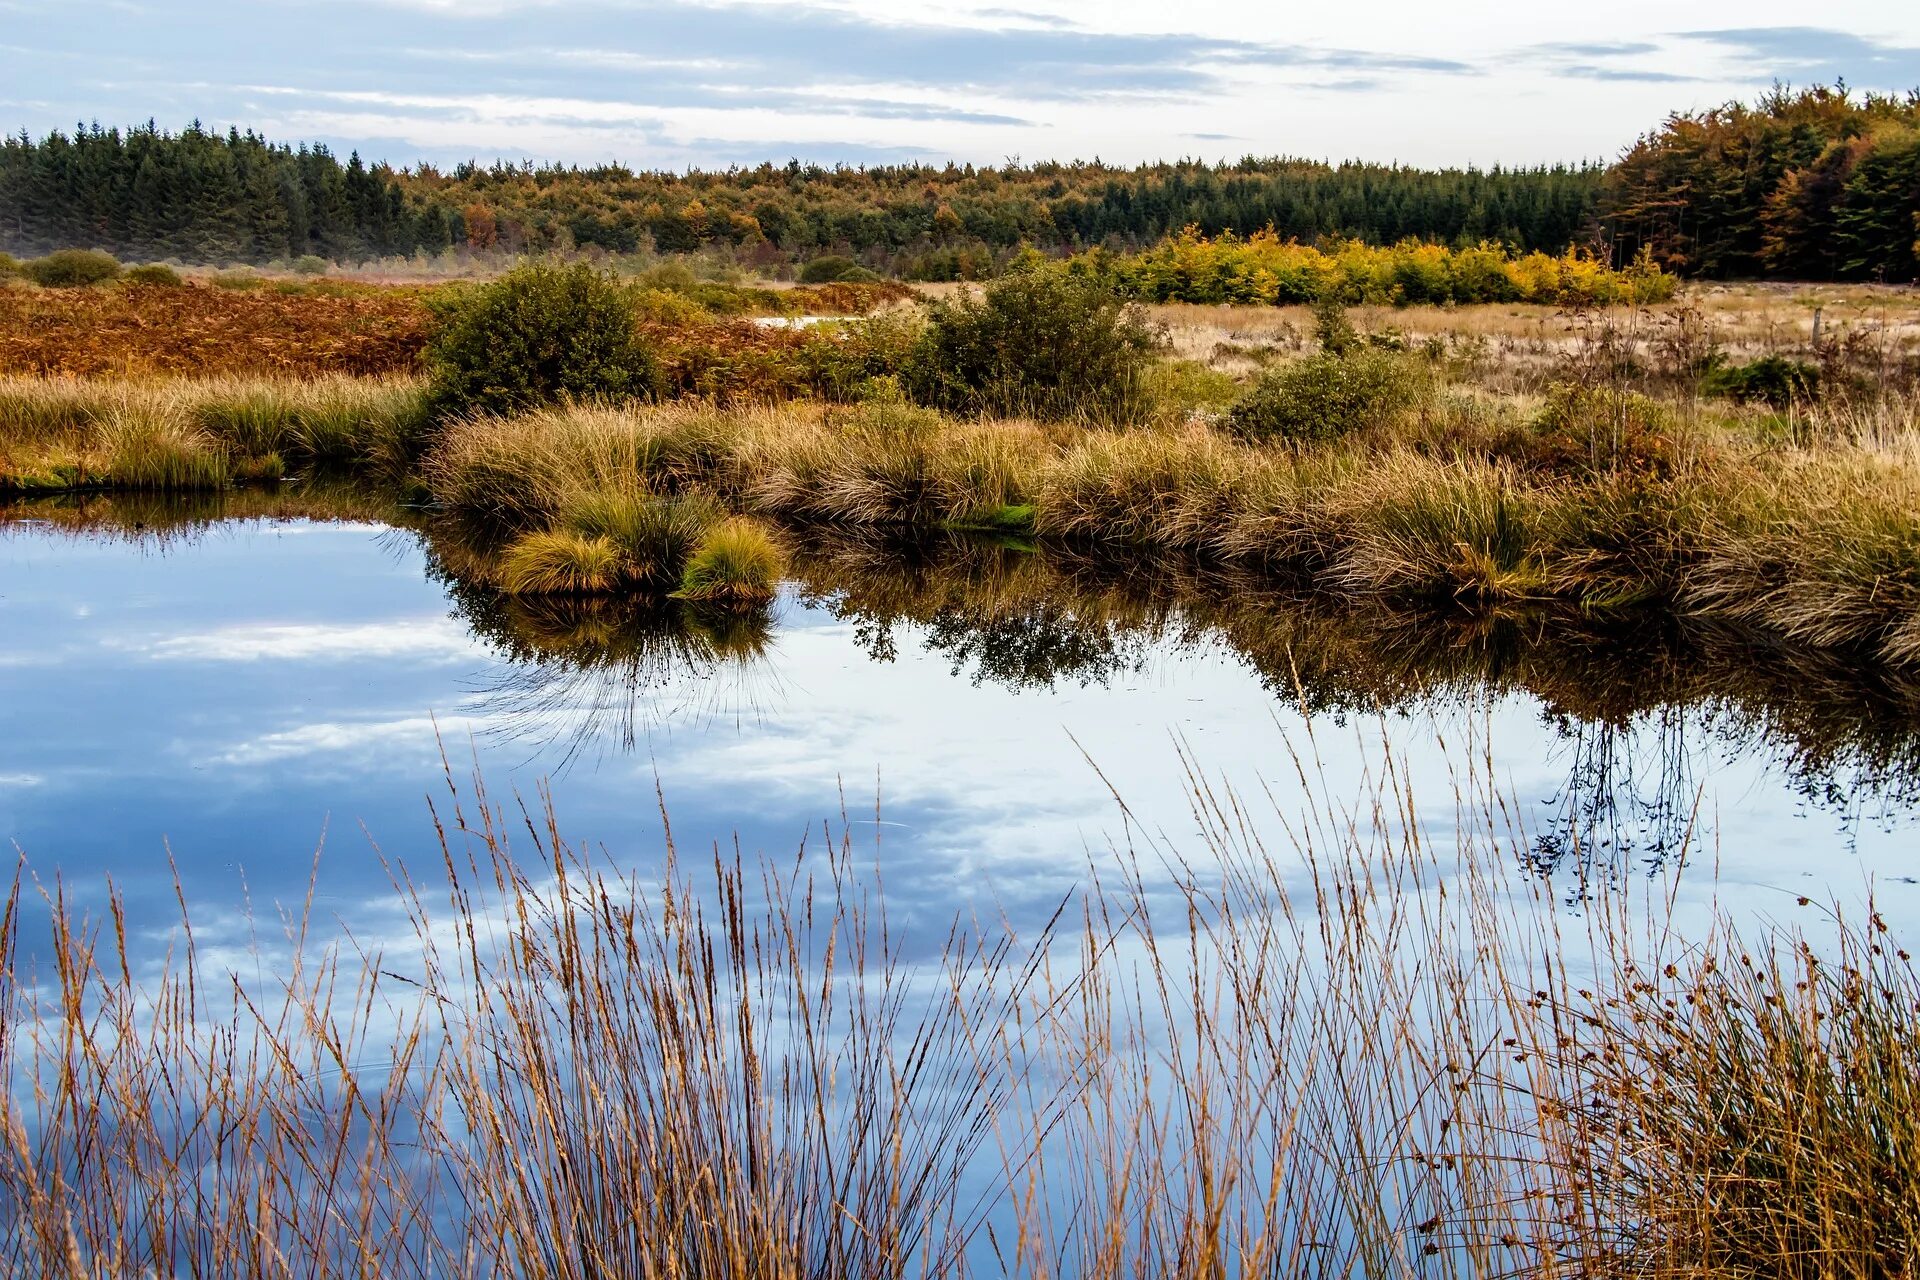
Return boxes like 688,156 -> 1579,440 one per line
0,122 -> 1602,268
1602,85 -> 1920,281
7,85 -> 1917,279
0,122 -> 461,263
403,154 -> 1605,270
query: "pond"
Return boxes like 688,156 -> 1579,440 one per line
5,492 -> 1918,971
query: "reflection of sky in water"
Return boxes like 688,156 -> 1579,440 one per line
3,517 -> 1918,972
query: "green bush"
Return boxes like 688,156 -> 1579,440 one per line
0,252 -> 19,279
1523,384 -> 1676,477
1703,355 -> 1820,408
123,264 -> 185,287
426,262 -> 658,418
903,266 -> 1161,424
799,255 -> 861,284
291,255 -> 331,276
1226,350 -> 1427,445
24,249 -> 123,287
1311,298 -> 1361,355
798,312 -> 922,400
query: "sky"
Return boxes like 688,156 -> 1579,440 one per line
4,1 -> 1920,172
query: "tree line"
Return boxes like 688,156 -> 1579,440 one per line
1602,84 -> 1920,281
0,122 -> 460,263
2,84 -> 1916,279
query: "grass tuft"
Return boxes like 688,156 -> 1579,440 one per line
675,517 -> 786,602
496,530 -> 624,595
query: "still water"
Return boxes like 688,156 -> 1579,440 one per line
3,503 -> 1918,968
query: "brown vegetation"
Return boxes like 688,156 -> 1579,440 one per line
0,280 -> 433,377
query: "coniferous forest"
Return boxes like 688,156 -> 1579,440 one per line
1,84 -> 1917,279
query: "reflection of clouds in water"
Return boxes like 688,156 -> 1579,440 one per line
119,618 -> 482,664
209,714 -> 492,767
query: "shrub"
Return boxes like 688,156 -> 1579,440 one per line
24,249 -> 123,288
497,531 -> 624,595
1703,354 -> 1820,407
426,262 -> 657,417
799,255 -> 860,284
291,255 -> 331,276
123,264 -> 185,288
210,269 -> 264,290
1226,350 -> 1426,445
795,311 -> 922,400
1310,298 -> 1361,355
1524,384 -> 1677,477
903,267 -> 1161,424
1075,227 -> 1677,306
0,251 -> 18,278
677,517 -> 785,603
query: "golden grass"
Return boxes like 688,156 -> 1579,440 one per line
2,751 -> 1916,1277
413,396 -> 1920,666
495,529 -> 625,594
0,376 -> 429,492
675,516 -> 786,602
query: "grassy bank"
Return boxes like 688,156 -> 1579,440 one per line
0,376 -> 430,491
4,371 -> 1919,666
2,758 -> 1915,1277
413,395 -> 1920,667
4,267 -> 1918,662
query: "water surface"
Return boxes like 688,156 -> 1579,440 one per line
4,502 -> 1918,970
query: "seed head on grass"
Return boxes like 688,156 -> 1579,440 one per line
497,530 -> 624,595
676,517 -> 786,603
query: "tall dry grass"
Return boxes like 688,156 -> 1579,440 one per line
0,376 -> 429,492
419,398 -> 1920,668
2,751 -> 1917,1277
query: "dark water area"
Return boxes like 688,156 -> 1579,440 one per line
3,491 -> 1919,971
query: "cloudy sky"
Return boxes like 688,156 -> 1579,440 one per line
4,1 -> 1919,171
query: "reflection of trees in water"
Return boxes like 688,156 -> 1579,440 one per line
429,537 -> 781,769
19,494 -> 1920,890
1523,705 -> 1701,903
796,531 -> 1216,690
789,530 -> 1920,892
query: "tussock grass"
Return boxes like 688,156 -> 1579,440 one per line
1031,425 -> 1252,547
1327,453 -> 1554,602
676,516 -> 785,602
424,404 -> 664,528
419,399 -> 1920,667
560,488 -> 723,587
495,529 -> 624,594
0,376 -> 429,490
1683,444 -> 1920,666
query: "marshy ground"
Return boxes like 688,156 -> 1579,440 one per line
3,263 -> 1920,1278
